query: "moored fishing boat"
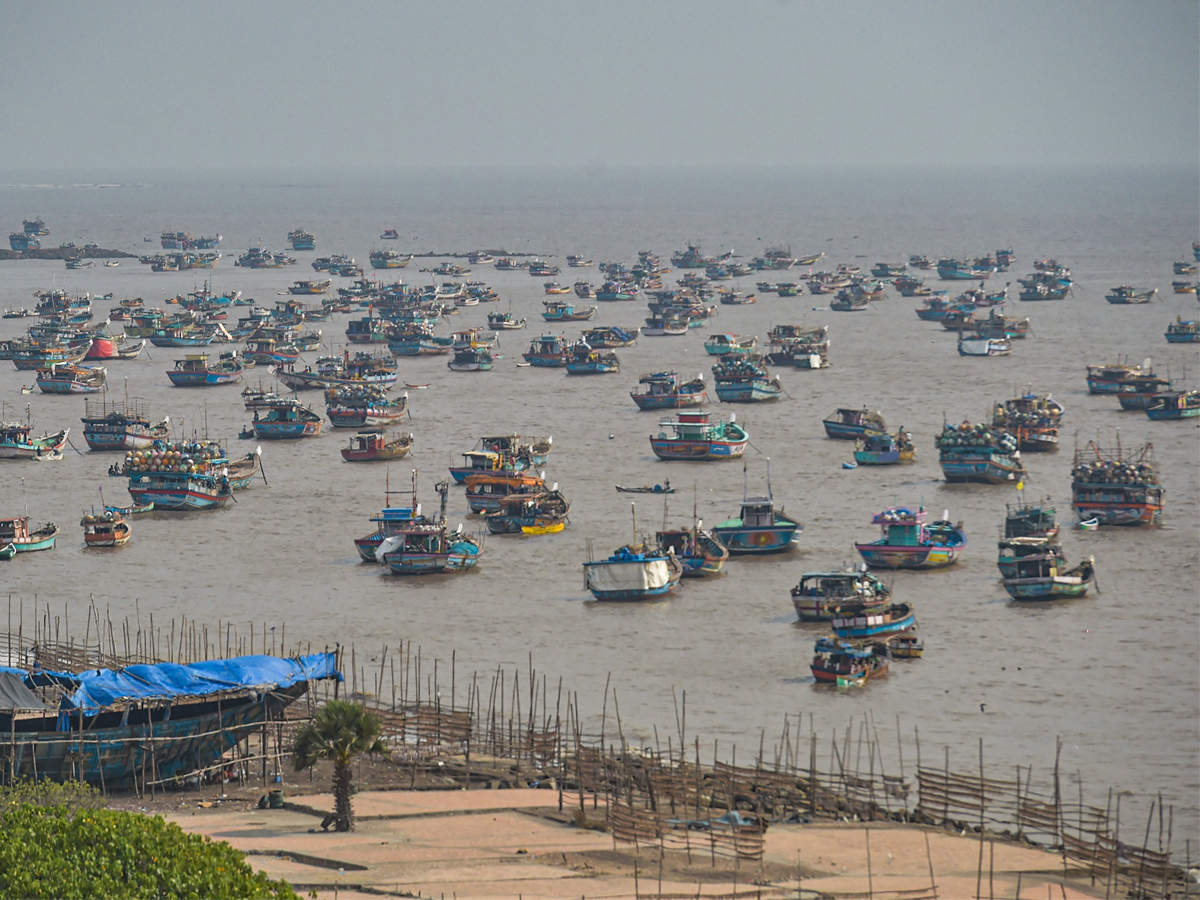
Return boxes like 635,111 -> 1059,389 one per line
565,341 -> 620,374
853,429 -> 915,465
854,506 -> 966,569
1164,317 -> 1200,343
487,310 -> 526,330
1071,439 -> 1163,526
582,325 -> 638,348
369,249 -> 413,269
655,514 -> 728,577
615,482 -> 674,494
124,440 -> 235,510
80,509 -> 131,547
631,371 -> 706,410
790,568 -> 891,622
447,346 -> 494,371
582,543 -> 683,601
1086,358 -> 1154,394
251,399 -> 323,439
464,470 -> 545,514
831,602 -> 916,640
166,352 -> 243,386
81,398 -> 169,451
992,391 -> 1062,451
1105,285 -> 1156,304
542,300 -> 596,321
712,485 -> 802,555
0,422 -> 69,460
522,333 -> 569,367
704,333 -> 757,356
957,336 -> 1012,356
1003,499 -> 1059,540
810,637 -> 889,686
822,407 -> 885,439
483,488 -> 570,535
711,356 -> 782,402
340,430 -> 414,461
35,362 -> 107,394
999,539 -> 1095,601
377,482 -> 481,574
650,411 -> 747,460
0,517 -> 58,552
935,422 -> 1024,483
276,352 -> 398,391
324,385 -> 408,428
287,228 -> 316,251
1145,389 -> 1200,420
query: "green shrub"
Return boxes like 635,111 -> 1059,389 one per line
0,805 -> 297,899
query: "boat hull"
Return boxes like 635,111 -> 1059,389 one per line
384,540 -> 480,574
711,524 -> 800,554
855,542 -> 959,569
166,371 -> 241,386
938,449 -> 1024,483
127,474 -> 232,510
252,421 -> 322,439
649,439 -> 747,460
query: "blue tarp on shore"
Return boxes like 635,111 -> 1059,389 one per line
3,653 -> 342,713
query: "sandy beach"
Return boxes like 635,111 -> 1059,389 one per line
157,785 -> 1113,899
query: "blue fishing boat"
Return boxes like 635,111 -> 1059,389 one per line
1071,440 -> 1163,526
1164,318 -> 1200,343
823,407 -> 886,440
0,423 -> 70,460
166,353 -> 243,386
704,333 -> 757,356
854,506 -> 966,570
447,346 -> 494,371
0,517 -> 58,553
999,540 -> 1095,601
853,429 -> 915,465
937,257 -> 994,280
377,482 -> 482,574
542,300 -> 596,321
712,475 -> 802,555
712,357 -> 782,402
127,469 -> 232,510
522,333 -> 569,367
252,400 -> 323,439
565,341 -> 620,374
287,228 -> 316,251
631,371 -> 707,410
9,232 -> 40,251
810,637 -> 889,686
1145,390 -> 1200,420
583,545 -> 684,600
935,422 -> 1024,483
831,602 -> 916,639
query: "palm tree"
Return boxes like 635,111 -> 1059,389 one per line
291,700 -> 386,832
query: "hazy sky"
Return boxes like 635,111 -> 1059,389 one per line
2,0 -> 1196,171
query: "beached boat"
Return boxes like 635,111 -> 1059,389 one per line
1000,539 -> 1095,601
252,400 -> 323,439
631,371 -> 706,410
992,391 -> 1063,451
341,430 -> 414,462
1071,439 -> 1163,526
81,398 -> 169,451
583,544 -> 683,601
853,429 -> 915,465
1105,285 -> 1157,304
712,488 -> 802,555
0,651 -> 338,789
854,506 -> 966,570
935,422 -> 1024,483
0,517 -> 58,553
711,356 -> 782,402
791,569 -> 891,622
166,352 -> 243,387
35,362 -> 107,394
823,407 -> 885,440
831,602 -> 916,640
377,483 -> 481,574
80,509 -> 131,547
1164,317 -> 1200,343
810,637 -> 889,686
1145,389 -> 1200,420
0,423 -> 69,460
650,411 -> 748,460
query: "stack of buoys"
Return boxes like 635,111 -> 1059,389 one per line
124,440 -> 226,474
1072,458 -> 1159,486
935,422 -> 1018,453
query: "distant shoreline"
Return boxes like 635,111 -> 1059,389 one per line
0,247 -> 137,261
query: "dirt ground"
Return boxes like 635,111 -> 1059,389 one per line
126,760 -> 1114,899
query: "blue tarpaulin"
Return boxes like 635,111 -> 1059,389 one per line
61,653 -> 341,712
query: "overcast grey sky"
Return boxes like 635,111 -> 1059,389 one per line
2,0 -> 1196,171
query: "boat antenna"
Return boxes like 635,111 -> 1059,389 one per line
766,457 -> 773,500
630,501 -> 637,548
